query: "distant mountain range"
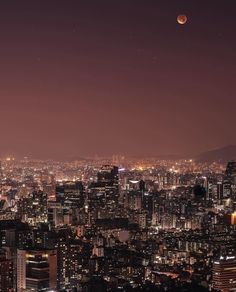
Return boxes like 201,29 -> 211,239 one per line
196,145 -> 236,163
63,145 -> 236,163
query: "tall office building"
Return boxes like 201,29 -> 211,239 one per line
212,255 -> 236,292
88,165 -> 119,220
97,165 -> 119,187
48,201 -> 63,227
17,191 -> 48,225
0,249 -> 13,292
17,248 -> 57,292
217,181 -> 232,202
56,181 -> 84,208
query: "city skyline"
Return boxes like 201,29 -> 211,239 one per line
1,2 -> 236,290
0,0 -> 236,159
0,155 -> 236,291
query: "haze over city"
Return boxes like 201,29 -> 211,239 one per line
1,1 -> 236,292
0,0 -> 236,159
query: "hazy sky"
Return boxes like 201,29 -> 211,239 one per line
0,0 -> 235,159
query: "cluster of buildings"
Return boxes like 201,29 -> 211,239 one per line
0,157 -> 235,291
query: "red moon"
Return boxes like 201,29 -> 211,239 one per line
177,14 -> 187,25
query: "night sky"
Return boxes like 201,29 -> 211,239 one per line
0,0 -> 235,159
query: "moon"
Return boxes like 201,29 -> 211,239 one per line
177,14 -> 187,25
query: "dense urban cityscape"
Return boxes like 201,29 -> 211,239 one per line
0,0 -> 236,291
0,156 -> 235,291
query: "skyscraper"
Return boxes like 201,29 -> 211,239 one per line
212,255 -> 236,292
17,248 -> 57,291
56,181 -> 84,208
97,165 -> 119,187
0,248 -> 13,291
17,191 -> 48,226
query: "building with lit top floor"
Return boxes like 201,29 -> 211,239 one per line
17,248 -> 57,292
212,255 -> 236,292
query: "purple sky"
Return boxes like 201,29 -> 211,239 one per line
0,0 -> 235,159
